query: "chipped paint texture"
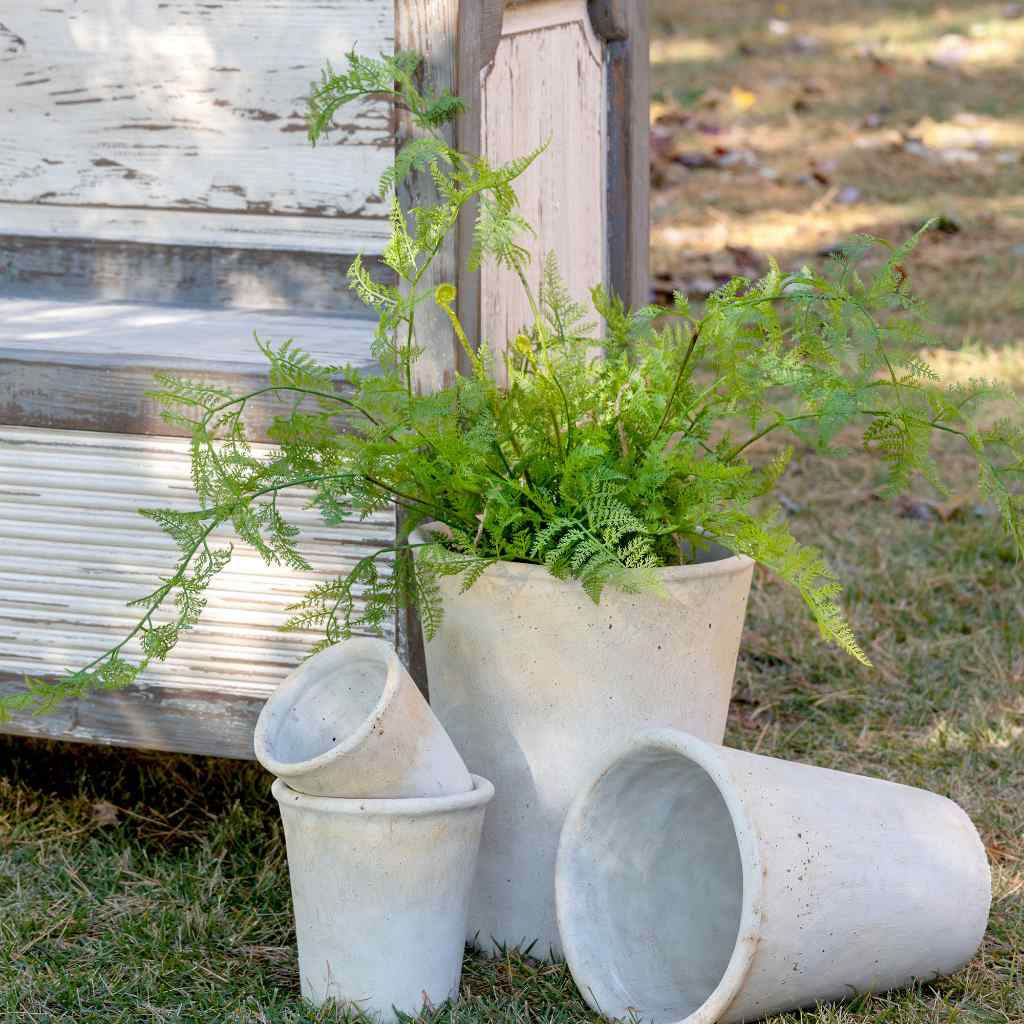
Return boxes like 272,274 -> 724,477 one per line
0,1 -> 393,250
0,426 -> 395,721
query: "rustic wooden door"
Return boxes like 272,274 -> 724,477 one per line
0,0 -> 648,757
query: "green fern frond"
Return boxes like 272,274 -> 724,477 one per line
380,136 -> 451,195
470,198 -> 532,273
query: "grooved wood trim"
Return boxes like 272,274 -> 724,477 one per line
0,426 -> 396,757
0,1 -> 394,247
394,0 -> 466,689
480,0 -> 606,369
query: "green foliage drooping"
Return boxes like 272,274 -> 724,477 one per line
3,52 -> 1022,719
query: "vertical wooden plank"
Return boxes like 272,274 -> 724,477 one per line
395,0 -> 462,395
395,0 -> 497,692
479,0 -> 607,373
453,0 -> 506,357
591,0 -> 650,309
394,0 -> 457,694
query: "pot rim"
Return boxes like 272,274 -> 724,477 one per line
254,636 -> 401,777
271,773 -> 494,817
555,728 -> 764,1024
411,528 -> 754,585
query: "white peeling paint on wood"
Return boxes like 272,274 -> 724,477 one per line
0,297 -> 376,370
0,0 -> 393,245
0,426 -> 395,697
0,202 -> 391,255
479,0 -> 606,370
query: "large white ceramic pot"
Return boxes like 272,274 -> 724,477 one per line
255,636 -> 472,798
273,774 -> 494,1020
420,543 -> 754,956
556,729 -> 991,1024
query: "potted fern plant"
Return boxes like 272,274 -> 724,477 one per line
3,53 -> 1021,956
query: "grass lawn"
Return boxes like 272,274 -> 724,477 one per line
2,0 -> 1022,1020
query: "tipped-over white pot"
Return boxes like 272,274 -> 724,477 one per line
419,538 -> 754,956
254,636 -> 472,798
274,775 -> 493,1020
556,729 -> 992,1024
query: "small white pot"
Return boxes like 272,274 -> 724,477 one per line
556,729 -> 992,1024
255,636 -> 472,798
420,542 -> 754,956
273,774 -> 494,1020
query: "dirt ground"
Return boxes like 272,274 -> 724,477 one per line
649,0 -> 1024,373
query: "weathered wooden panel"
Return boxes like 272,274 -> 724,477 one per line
395,0 -> 462,394
0,298 -> 377,368
596,0 -> 649,309
0,235 -> 390,314
0,426 -> 396,757
0,297 -> 378,437
0,0 -> 394,246
480,1 -> 606,364
0,204 -> 391,255
0,680 -> 269,759
452,0 -> 506,358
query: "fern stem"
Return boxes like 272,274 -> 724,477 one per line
724,414 -> 819,462
651,322 -> 702,441
202,385 -> 386,429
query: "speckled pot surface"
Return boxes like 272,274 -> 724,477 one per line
255,636 -> 471,798
274,774 -> 493,1020
420,543 -> 754,956
557,729 -> 991,1024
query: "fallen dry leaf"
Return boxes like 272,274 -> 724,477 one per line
730,85 -> 757,111
92,801 -> 120,827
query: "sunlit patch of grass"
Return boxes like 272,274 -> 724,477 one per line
653,195 -> 1024,263
649,37 -> 727,65
649,0 -> 1024,352
814,12 -> 1024,69
922,344 -> 1024,389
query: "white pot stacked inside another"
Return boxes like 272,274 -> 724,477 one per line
255,637 -> 491,1021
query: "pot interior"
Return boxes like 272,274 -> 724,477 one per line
564,747 -> 744,1023
267,650 -> 389,765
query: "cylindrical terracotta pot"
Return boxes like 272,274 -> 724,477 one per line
420,543 -> 754,956
556,729 -> 992,1024
273,774 -> 494,1020
255,636 -> 472,798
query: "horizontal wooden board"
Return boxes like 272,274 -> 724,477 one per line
0,297 -> 378,437
0,235 -> 390,315
0,297 -> 378,369
0,0 -> 394,245
0,679 -> 270,759
0,203 -> 391,255
0,426 -> 396,757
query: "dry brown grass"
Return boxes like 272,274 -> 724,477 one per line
649,0 -> 1024,350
